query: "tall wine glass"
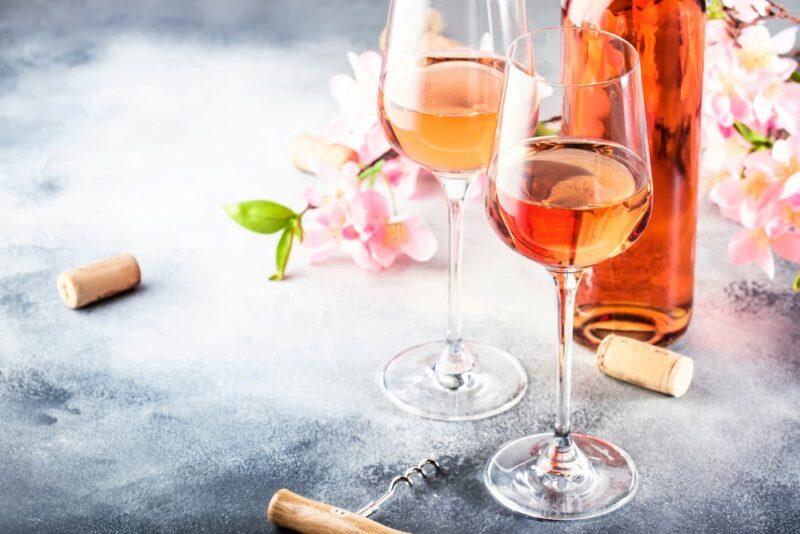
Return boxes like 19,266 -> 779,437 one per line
484,28 -> 653,519
377,0 -> 529,421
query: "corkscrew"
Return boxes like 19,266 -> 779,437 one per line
268,458 -> 442,534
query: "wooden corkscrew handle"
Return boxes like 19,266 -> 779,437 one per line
267,489 -> 409,534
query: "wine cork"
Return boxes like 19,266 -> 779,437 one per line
290,134 -> 359,173
57,254 -> 141,309
596,335 -> 694,397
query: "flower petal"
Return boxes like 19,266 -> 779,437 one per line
329,73 -> 355,108
710,178 -> 745,210
771,231 -> 800,263
351,190 -> 391,232
304,186 -> 325,208
755,239 -> 775,278
302,224 -> 336,248
400,218 -> 438,262
344,240 -> 383,271
782,172 -> 800,199
728,228 -> 760,265
771,27 -> 798,55
369,240 -> 399,268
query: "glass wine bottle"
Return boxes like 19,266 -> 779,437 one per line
563,0 -> 706,347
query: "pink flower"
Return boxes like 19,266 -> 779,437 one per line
729,199 -> 800,278
705,20 -> 733,47
303,160 -> 361,211
771,136 -> 800,193
303,202 -> 348,264
736,26 -> 797,78
773,81 -> 800,135
722,0 -> 770,23
301,162 -> 437,271
716,136 -> 800,278
325,51 -> 391,165
710,136 -> 800,224
703,24 -> 797,131
348,190 -> 437,270
302,162 -> 362,263
712,153 -> 780,228
702,125 -> 750,195
765,201 -> 800,264
704,39 -> 756,127
729,227 -> 777,277
381,157 -> 422,199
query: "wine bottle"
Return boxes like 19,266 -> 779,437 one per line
563,0 -> 706,347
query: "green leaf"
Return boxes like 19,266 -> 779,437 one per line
358,159 -> 385,186
733,122 -> 773,151
791,71 -> 800,83
535,122 -> 559,137
269,226 -> 294,281
707,0 -> 725,20
793,272 -> 800,293
225,200 -> 295,234
292,215 -> 304,242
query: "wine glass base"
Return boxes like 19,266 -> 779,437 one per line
485,433 -> 638,520
381,341 -> 527,421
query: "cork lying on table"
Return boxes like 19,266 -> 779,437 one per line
596,334 -> 694,397
290,134 -> 359,173
57,253 -> 141,309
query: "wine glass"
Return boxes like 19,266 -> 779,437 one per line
484,28 -> 652,519
377,0 -> 529,421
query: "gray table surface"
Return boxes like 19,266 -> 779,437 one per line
1,1 -> 799,532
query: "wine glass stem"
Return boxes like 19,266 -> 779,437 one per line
550,269 -> 584,438
435,176 -> 474,382
534,269 -> 595,491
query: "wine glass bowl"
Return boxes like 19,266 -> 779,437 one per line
378,54 -> 505,175
376,0 -> 529,421
484,27 -> 652,520
486,138 -> 652,270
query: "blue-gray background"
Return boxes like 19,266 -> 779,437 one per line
1,1 -> 799,532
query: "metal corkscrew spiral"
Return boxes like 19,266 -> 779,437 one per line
355,458 -> 442,518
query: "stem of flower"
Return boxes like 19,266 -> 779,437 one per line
383,175 -> 398,216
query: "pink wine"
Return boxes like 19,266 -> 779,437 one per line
487,138 -> 652,270
564,0 -> 705,346
378,55 -> 505,174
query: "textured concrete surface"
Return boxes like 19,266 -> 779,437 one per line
1,1 -> 799,532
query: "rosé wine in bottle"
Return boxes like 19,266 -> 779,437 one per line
563,0 -> 705,347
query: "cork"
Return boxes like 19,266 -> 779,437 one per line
596,335 -> 694,397
57,254 -> 141,309
290,134 -> 359,174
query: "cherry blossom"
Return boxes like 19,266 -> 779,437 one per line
728,197 -> 800,278
300,159 -> 437,271
722,0 -> 770,23
703,6 -> 800,285
325,51 -> 391,165
348,189 -> 437,269
381,157 -> 422,199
